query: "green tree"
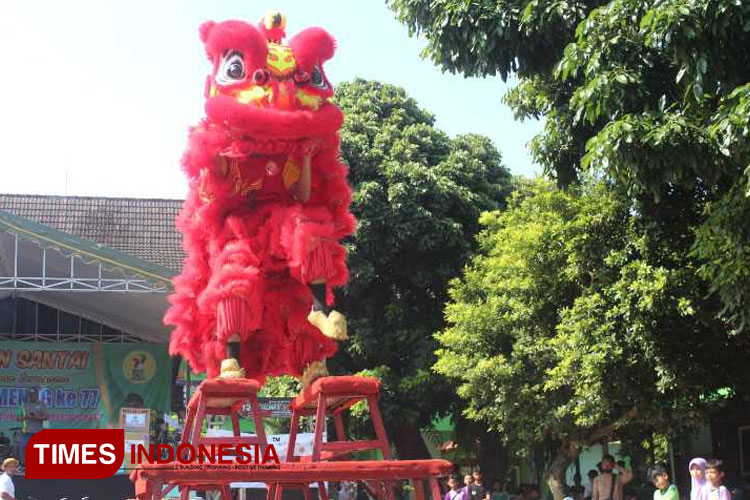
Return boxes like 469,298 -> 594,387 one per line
331,79 -> 513,460
388,0 -> 750,333
436,180 -> 750,499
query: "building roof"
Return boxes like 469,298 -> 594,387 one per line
0,194 -> 184,272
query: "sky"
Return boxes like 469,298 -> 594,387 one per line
0,0 -> 543,199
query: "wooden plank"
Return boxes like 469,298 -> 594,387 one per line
320,440 -> 382,452
136,459 -> 452,483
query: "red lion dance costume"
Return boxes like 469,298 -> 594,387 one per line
166,12 -> 355,384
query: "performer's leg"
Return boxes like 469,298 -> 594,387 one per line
226,336 -> 241,360
224,334 -> 242,378
306,278 -> 347,340
201,230 -> 265,378
277,206 -> 348,340
305,267 -> 347,343
308,281 -> 330,315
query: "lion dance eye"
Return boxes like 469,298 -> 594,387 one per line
252,69 -> 271,85
216,51 -> 247,85
228,61 -> 244,79
310,65 -> 328,89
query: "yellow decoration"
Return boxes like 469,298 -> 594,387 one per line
219,358 -> 245,379
282,158 -> 301,189
224,158 -> 263,196
307,309 -> 348,340
296,90 -> 322,110
235,86 -> 270,104
267,42 -> 296,78
264,11 -> 286,30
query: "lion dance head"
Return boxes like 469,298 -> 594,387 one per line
199,13 -> 342,146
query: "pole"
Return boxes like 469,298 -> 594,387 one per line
669,441 -> 677,490
186,361 -> 192,406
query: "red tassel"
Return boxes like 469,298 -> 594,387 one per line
216,296 -> 252,340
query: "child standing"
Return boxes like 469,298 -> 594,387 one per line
446,476 -> 468,500
704,459 -> 732,500
689,458 -> 708,500
0,458 -> 18,500
649,465 -> 678,500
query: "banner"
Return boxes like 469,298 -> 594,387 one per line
0,341 -> 170,432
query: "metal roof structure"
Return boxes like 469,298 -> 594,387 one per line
0,194 -> 184,272
0,195 -> 185,343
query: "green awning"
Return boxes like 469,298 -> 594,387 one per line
0,209 -> 175,284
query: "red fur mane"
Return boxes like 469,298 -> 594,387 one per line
166,15 -> 355,382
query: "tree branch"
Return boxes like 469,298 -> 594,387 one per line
581,407 -> 638,446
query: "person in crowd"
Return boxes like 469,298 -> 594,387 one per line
339,480 -> 357,500
690,458 -> 708,500
592,455 -> 633,500
446,475 -> 468,500
16,388 -> 48,465
465,474 -> 475,497
0,458 -> 18,500
469,470 -> 491,500
492,479 -> 510,500
570,473 -> 585,500
649,464 -> 678,500
584,470 -> 600,500
704,459 -> 731,500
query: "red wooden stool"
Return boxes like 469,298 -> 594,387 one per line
177,377 -> 268,500
269,376 -> 393,500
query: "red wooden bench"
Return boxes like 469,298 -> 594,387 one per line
169,377 -> 268,499
130,459 -> 452,500
181,377 -> 267,450
287,376 -> 390,462
272,376 -> 393,500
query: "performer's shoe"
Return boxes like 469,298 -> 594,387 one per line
301,360 -> 329,388
218,358 -> 245,379
307,309 -> 348,340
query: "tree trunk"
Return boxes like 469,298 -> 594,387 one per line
546,411 -> 638,500
392,422 -> 432,459
476,432 -> 507,484
546,440 -> 579,500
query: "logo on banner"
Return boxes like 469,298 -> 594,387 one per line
123,351 -> 156,383
25,429 -> 124,479
24,428 -> 282,478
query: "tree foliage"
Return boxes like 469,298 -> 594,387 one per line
389,0 -> 750,333
331,79 -> 513,457
437,180 -> 750,497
